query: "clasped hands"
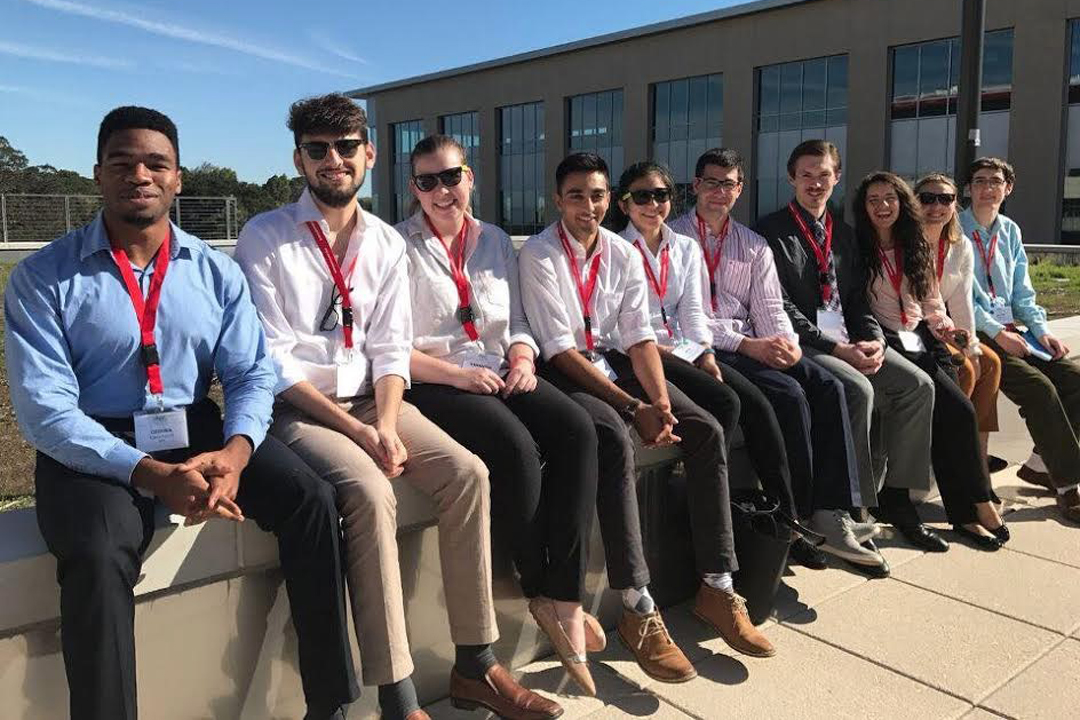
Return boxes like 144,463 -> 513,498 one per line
132,436 -> 251,526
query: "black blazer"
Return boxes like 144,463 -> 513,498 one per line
754,206 -> 884,353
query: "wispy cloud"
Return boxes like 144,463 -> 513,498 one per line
0,39 -> 130,70
0,83 -> 93,106
306,31 -> 369,65
24,0 -> 359,78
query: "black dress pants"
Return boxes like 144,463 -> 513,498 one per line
539,352 -> 737,586
405,377 -> 598,601
33,399 -> 359,720
716,350 -> 859,516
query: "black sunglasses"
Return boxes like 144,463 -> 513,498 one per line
623,188 -> 672,205
918,191 -> 956,206
299,139 -> 365,161
412,165 -> 469,193
319,283 -> 351,332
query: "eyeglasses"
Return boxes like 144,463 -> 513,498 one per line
697,178 -> 741,193
298,140 -> 365,161
622,188 -> 672,205
319,283 -> 350,332
412,165 -> 470,192
917,191 -> 956,206
971,176 -> 1006,189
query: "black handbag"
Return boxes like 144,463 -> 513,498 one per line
730,489 -> 795,625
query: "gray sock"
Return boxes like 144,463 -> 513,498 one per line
378,676 -> 420,720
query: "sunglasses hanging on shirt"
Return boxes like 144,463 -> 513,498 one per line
413,165 -> 470,192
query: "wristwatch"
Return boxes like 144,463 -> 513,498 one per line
619,398 -> 645,421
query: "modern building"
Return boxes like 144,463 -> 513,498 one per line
349,0 -> 1080,244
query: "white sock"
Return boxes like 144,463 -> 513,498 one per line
1026,452 -> 1048,473
1057,483 -> 1079,496
703,572 -> 734,592
622,586 -> 655,615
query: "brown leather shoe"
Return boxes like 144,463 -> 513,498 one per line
693,584 -> 776,658
616,609 -> 696,683
527,597 -> 595,696
449,665 -> 563,719
1018,464 -> 1054,491
1056,488 -> 1080,524
404,711 -> 431,720
583,612 -> 606,652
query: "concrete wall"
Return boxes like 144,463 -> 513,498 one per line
361,0 -> 1075,242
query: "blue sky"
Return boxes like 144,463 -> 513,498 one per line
1,0 -> 741,186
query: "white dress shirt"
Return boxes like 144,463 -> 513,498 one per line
519,221 -> 656,360
669,211 -> 798,351
617,222 -> 712,346
932,234 -> 981,355
235,188 -> 413,397
396,211 -> 538,366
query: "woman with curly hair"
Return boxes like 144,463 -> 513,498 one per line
853,171 -> 1006,550
915,173 -> 1004,473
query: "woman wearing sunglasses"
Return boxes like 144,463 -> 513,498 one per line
395,134 -> 605,696
916,173 -> 1005,474
854,171 -> 1007,550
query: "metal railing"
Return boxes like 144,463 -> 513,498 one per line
0,194 -> 239,245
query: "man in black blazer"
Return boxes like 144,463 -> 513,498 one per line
755,140 -> 946,558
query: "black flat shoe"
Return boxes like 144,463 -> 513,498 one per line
988,523 -> 1010,544
987,455 -> 1009,474
952,525 -> 1003,551
789,536 -> 828,570
897,523 -> 950,553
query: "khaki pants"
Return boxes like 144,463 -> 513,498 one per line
271,398 -> 497,685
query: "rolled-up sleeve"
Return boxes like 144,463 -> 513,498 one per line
503,232 -> 540,356
235,222 -> 310,394
519,241 -> 578,360
618,253 -> 658,351
367,240 -> 413,386
4,263 -> 146,482
213,261 -> 275,450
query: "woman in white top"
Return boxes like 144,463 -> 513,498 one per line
396,135 -> 604,696
915,173 -> 1003,471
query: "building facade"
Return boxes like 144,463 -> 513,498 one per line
350,0 -> 1080,244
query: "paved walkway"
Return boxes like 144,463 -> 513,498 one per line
424,318 -> 1080,720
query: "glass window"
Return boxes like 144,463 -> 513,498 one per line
754,55 -> 848,218
651,73 -> 724,214
391,120 -> 423,223
439,111 -> 481,214
1063,20 -> 1080,242
499,101 -> 545,236
568,89 -> 624,181
888,29 -> 1014,183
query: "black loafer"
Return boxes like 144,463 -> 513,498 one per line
987,455 -> 1009,474
897,523 -> 950,553
952,525 -> 1003,551
989,523 -> 1010,544
845,540 -> 891,579
789,537 -> 828,570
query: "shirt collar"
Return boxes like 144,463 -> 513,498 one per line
79,211 -> 197,263
403,209 -> 481,244
620,221 -> 672,254
556,220 -> 604,259
294,187 -> 367,235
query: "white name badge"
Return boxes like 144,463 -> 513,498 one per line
591,354 -> 618,381
134,408 -> 190,453
335,355 -> 366,399
461,352 -> 506,374
897,330 -> 926,353
672,338 -> 707,364
991,300 -> 1015,326
817,309 -> 850,344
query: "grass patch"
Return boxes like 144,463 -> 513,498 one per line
1030,261 -> 1080,320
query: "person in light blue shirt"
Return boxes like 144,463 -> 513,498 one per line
4,106 -> 359,720
960,156 -> 1080,525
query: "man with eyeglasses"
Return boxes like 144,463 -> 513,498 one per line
960,157 -> 1080,523
235,94 -> 558,720
5,106 -> 359,720
670,148 -> 877,574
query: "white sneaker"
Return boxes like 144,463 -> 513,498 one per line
1025,452 -> 1048,474
842,511 -> 881,543
809,510 -> 887,566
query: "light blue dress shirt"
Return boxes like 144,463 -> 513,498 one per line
959,208 -> 1049,340
4,213 -> 276,483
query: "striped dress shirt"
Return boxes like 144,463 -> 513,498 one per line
670,211 -> 798,352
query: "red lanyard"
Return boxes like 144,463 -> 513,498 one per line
878,245 -> 908,326
788,202 -> 834,303
557,223 -> 603,351
633,240 -> 673,338
425,215 -> 478,341
110,233 -> 171,397
695,212 -> 729,311
972,230 -> 998,298
936,238 -> 949,284
305,221 -> 359,350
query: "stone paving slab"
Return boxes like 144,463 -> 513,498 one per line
789,578 -> 1060,702
581,693 -> 695,719
994,505 -> 1080,569
960,709 -> 1008,719
646,623 -> 969,720
982,637 -> 1080,720
891,541 -> 1080,634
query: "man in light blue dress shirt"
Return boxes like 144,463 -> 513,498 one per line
4,107 -> 359,720
960,156 -> 1080,524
